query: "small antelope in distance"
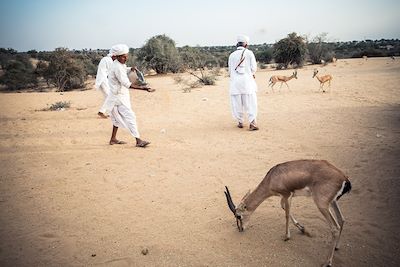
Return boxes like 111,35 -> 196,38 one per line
224,159 -> 351,267
313,69 -> 333,92
268,70 -> 297,92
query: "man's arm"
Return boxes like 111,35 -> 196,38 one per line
249,51 -> 257,78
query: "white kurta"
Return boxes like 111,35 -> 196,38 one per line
95,56 -> 113,92
108,60 -> 140,138
95,56 -> 114,114
228,47 -> 258,124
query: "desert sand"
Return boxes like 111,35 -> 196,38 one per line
1,57 -> 400,266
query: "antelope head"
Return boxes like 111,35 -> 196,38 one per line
293,70 -> 298,79
224,186 -> 252,232
312,69 -> 318,78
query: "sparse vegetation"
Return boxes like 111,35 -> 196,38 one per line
179,46 -> 217,86
173,74 -> 202,93
1,36 -> 400,92
48,101 -> 71,111
307,33 -> 335,64
43,48 -> 86,91
0,54 -> 38,90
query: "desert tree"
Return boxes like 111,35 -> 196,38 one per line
307,33 -> 335,64
273,32 -> 307,69
136,34 -> 181,74
43,48 -> 86,91
179,46 -> 217,85
254,44 -> 273,64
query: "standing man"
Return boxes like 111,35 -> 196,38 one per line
108,44 -> 150,148
228,34 -> 259,131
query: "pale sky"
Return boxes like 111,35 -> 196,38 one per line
0,0 -> 399,52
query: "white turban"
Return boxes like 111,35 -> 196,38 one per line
111,44 -> 129,56
237,34 -> 250,44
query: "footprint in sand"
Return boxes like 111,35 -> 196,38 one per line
39,233 -> 58,239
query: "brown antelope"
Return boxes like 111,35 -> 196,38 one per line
225,159 -> 351,267
313,69 -> 333,92
268,70 -> 297,92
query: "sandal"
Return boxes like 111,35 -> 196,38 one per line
136,141 -> 150,148
249,123 -> 259,131
98,112 -> 109,119
109,140 -> 127,145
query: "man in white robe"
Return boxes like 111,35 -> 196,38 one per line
96,45 -> 154,119
107,44 -> 150,147
95,50 -> 114,118
228,35 -> 259,130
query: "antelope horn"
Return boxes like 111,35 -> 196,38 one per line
224,186 -> 236,214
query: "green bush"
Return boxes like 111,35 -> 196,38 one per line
254,45 -> 273,64
0,54 -> 38,91
136,35 -> 181,74
273,33 -> 307,68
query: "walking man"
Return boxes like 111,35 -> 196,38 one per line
228,35 -> 259,131
108,44 -> 150,148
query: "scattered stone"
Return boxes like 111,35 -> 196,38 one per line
141,248 -> 149,255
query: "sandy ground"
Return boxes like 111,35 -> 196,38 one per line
0,57 -> 400,267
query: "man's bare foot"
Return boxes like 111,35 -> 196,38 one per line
98,112 -> 108,119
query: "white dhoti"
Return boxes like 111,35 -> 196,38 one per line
108,58 -> 142,139
230,93 -> 258,124
98,83 -> 115,114
228,45 -> 259,126
110,104 -> 140,138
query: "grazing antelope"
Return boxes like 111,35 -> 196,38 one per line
224,159 -> 351,267
268,70 -> 297,92
313,69 -> 333,92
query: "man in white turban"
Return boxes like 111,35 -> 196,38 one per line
107,44 -> 151,147
96,44 -> 154,118
228,34 -> 259,130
